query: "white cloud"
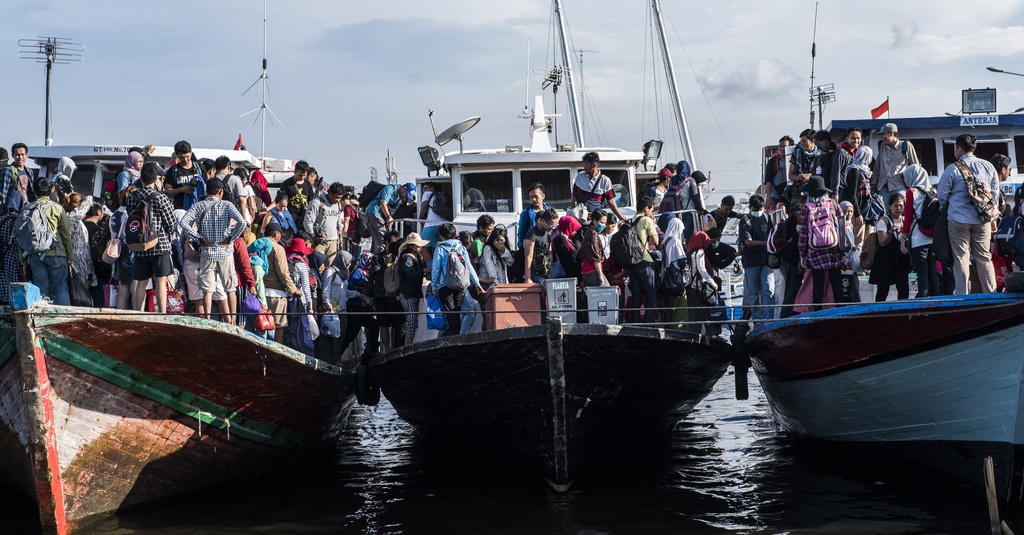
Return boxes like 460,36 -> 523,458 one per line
891,24 -> 1024,64
697,58 -> 803,100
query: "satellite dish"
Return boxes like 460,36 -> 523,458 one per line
435,116 -> 481,153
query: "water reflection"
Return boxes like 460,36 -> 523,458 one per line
0,370 -> 1012,534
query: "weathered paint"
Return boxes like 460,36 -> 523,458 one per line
41,337 -> 308,448
0,302 -> 359,535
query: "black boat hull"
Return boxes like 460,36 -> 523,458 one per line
368,322 -> 733,489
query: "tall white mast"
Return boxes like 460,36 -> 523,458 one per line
241,0 -> 284,166
651,0 -> 698,169
553,0 -> 585,148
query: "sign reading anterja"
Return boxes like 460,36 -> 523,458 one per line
961,115 -> 999,127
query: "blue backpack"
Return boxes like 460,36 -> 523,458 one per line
285,297 -> 316,355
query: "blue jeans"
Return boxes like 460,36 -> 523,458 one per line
627,261 -> 658,323
29,254 -> 70,306
744,265 -> 774,321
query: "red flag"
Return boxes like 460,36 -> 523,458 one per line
870,99 -> 889,120
233,134 -> 243,151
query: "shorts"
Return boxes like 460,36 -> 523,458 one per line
374,297 -> 405,328
199,257 -> 239,294
183,258 -> 227,301
268,296 -> 289,328
133,254 -> 173,281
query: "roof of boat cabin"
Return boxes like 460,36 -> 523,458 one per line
442,147 -> 646,167
27,144 -> 296,173
827,114 -> 1024,136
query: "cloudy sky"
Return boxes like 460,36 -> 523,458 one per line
3,0 -> 1024,196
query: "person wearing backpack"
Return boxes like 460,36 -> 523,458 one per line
365,182 -> 415,255
738,194 -> 773,321
397,233 -> 429,345
18,178 -> 74,306
938,133 -> 1000,295
125,162 -> 177,312
869,193 -> 911,301
873,123 -> 920,210
798,175 -> 845,311
431,223 -> 483,337
899,164 -> 940,297
370,230 -> 405,352
625,197 -> 659,323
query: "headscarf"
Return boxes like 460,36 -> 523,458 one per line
247,237 -> 274,270
555,215 -> 582,240
902,164 -> 930,192
686,230 -> 711,255
251,169 -> 273,206
838,200 -> 854,214
123,152 -> 143,180
672,160 -> 692,188
662,217 -> 687,264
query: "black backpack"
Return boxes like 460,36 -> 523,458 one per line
124,191 -> 159,252
917,187 -> 941,233
358,180 -> 386,208
609,216 -> 646,267
430,191 -> 454,221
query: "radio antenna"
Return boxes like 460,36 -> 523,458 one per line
18,37 -> 84,145
241,0 -> 284,166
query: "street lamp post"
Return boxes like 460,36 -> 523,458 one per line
988,67 -> 1024,77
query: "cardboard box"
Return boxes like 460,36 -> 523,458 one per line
483,283 -> 543,331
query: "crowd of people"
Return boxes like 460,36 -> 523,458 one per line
754,125 -> 1009,320
0,129 -> 1009,360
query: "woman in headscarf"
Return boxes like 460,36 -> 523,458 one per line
900,164 -> 940,297
52,157 -> 77,196
116,151 -> 144,192
0,192 -> 26,305
65,194 -> 95,305
685,230 -> 719,335
550,215 -> 583,280
658,217 -> 688,327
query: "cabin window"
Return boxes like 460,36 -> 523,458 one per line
603,169 -> 632,208
943,140 -> 1009,169
1014,136 -> 1024,174
521,169 -> 572,211
904,139 -> 938,177
461,171 -> 513,213
71,164 -> 97,196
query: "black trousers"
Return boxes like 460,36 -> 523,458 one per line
437,286 -> 465,337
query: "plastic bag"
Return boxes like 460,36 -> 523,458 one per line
426,294 -> 447,331
241,293 -> 263,315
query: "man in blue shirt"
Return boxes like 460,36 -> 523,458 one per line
517,182 -> 551,248
366,182 -> 414,254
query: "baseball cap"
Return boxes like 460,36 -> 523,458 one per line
880,123 -> 898,134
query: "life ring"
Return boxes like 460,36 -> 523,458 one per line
356,364 -> 380,406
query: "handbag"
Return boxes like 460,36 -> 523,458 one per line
426,294 -> 447,331
255,308 -> 276,331
102,214 -> 127,265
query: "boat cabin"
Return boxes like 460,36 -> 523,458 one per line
827,112 -> 1024,197
27,144 -> 296,199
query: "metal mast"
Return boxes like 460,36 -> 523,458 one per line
242,0 -> 284,165
553,0 -> 585,147
18,37 -> 84,145
650,0 -> 698,169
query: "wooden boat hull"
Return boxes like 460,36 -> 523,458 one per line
746,294 -> 1024,500
368,322 -> 733,489
1,301 -> 357,535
